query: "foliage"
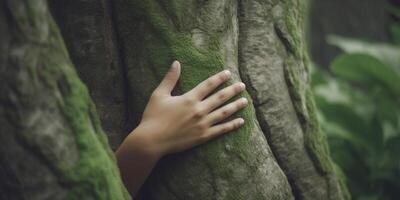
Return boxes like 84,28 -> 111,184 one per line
311,36 -> 400,200
326,36 -> 400,73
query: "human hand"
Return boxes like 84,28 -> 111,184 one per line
116,60 -> 248,194
132,60 -> 248,157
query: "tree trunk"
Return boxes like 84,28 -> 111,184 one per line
309,0 -> 389,67
0,0 -> 130,199
1,0 -> 349,199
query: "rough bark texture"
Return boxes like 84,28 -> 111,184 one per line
0,1 -> 130,199
51,0 -> 349,199
1,0 -> 349,199
106,0 -> 294,199
48,0 -> 134,149
238,1 -> 343,199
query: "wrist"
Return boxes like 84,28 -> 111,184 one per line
127,123 -> 165,160
115,124 -> 163,195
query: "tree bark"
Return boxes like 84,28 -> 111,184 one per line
0,1 -> 130,199
1,0 -> 349,199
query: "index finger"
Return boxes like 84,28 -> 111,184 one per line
186,70 -> 231,100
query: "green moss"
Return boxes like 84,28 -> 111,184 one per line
57,61 -> 130,200
124,0 -> 349,198
126,0 -> 256,177
280,0 -> 349,199
303,88 -> 333,172
223,191 -> 245,200
30,4 -> 131,200
333,163 -> 352,199
281,0 -> 324,170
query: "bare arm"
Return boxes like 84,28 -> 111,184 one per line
115,60 -> 248,196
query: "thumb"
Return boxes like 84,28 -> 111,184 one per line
157,60 -> 181,95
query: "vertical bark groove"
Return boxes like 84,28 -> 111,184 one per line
237,0 -> 348,199
48,0 -> 131,149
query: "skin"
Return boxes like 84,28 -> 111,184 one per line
115,60 -> 248,197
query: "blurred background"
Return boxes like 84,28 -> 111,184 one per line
308,0 -> 400,199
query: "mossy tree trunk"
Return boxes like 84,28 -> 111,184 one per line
0,1 -> 130,199
1,0 -> 349,199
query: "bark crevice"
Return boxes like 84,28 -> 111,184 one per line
107,0 -> 137,135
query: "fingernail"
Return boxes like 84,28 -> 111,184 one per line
172,60 -> 180,69
224,70 -> 231,78
239,118 -> 245,125
241,97 -> 248,105
239,82 -> 246,89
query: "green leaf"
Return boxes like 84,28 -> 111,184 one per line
327,35 -> 400,72
330,53 -> 400,95
316,98 -> 378,151
310,65 -> 329,87
313,73 -> 376,123
376,93 -> 400,128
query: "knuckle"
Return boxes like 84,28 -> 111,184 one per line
217,92 -> 227,100
221,125 -> 229,133
192,106 -> 206,118
197,124 -> 205,130
218,73 -> 226,82
219,126 -> 227,133
217,113 -> 225,121
151,90 -> 161,98
183,95 -> 197,106
206,78 -> 216,88
197,122 -> 209,132
221,108 -> 229,116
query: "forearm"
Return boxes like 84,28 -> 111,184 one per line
115,125 -> 161,196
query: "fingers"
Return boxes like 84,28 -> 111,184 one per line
204,118 -> 245,140
186,70 -> 231,100
156,60 -> 181,95
205,97 -> 248,125
201,82 -> 246,113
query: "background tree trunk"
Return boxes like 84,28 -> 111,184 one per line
309,0 -> 390,67
0,1 -> 130,199
1,0 -> 349,199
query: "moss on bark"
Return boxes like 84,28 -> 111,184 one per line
276,0 -> 351,199
0,1 -> 130,199
20,0 -> 350,199
113,0 -> 293,199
